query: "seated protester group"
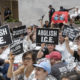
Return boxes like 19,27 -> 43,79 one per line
7,51 -> 36,80
7,51 -> 57,80
0,5 -> 80,80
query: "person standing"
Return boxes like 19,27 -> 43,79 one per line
59,6 -> 75,12
48,5 -> 55,24
4,8 -> 11,21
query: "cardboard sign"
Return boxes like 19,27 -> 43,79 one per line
36,28 -> 59,44
10,39 -> 24,55
0,25 -> 12,47
62,25 -> 79,41
13,25 -> 27,38
52,11 -> 68,24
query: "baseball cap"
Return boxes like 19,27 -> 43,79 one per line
46,51 -> 62,60
33,58 -> 51,74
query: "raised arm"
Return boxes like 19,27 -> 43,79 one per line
39,19 -> 44,28
65,37 -> 74,55
68,7 -> 75,11
37,43 -> 45,58
7,53 -> 14,78
7,53 -> 24,78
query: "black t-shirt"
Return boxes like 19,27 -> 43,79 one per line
59,8 -> 69,12
49,8 -> 55,17
50,62 -> 68,80
43,24 -> 50,28
4,9 -> 11,20
74,51 -> 80,61
4,10 -> 11,16
42,47 -> 58,58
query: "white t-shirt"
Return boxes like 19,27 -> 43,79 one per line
11,69 -> 36,80
70,9 -> 80,19
55,42 -> 72,62
24,70 -> 36,80
23,36 -> 36,52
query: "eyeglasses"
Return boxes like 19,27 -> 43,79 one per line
23,57 -> 32,61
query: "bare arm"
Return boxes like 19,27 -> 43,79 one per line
37,49 -> 44,58
7,54 -> 24,78
39,19 -> 44,28
13,65 -> 24,76
50,22 -> 54,29
65,37 -> 74,55
37,43 -> 45,58
7,54 -> 14,78
68,7 -> 75,11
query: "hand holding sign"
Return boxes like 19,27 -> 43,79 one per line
9,53 -> 15,64
65,36 -> 69,42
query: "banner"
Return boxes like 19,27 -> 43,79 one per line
10,39 -> 24,55
0,25 -> 12,47
36,28 -> 59,44
62,25 -> 79,41
52,11 -> 68,24
13,25 -> 27,38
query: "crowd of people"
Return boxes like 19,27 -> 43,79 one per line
0,5 -> 80,80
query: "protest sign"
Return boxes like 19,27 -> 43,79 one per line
62,25 -> 79,41
13,25 -> 27,38
52,11 -> 68,24
36,28 -> 59,44
0,25 -> 12,47
10,39 -> 24,55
